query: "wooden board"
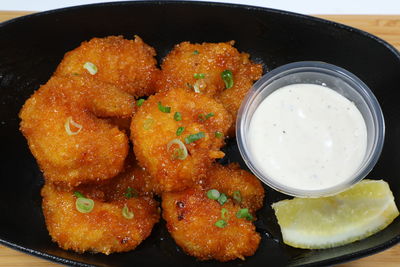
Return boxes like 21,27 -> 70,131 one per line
0,11 -> 399,267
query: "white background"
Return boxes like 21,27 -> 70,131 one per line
1,0 -> 400,14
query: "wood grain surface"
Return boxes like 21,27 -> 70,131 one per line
0,11 -> 399,267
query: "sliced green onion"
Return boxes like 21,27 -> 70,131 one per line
205,113 -> 214,119
193,73 -> 205,79
221,69 -> 234,89
74,191 -> 85,198
167,139 -> 188,160
236,208 -> 253,221
199,112 -> 214,122
215,219 -> 227,228
215,131 -> 223,138
193,50 -> 199,55
65,116 -> 83,135
193,79 -> 206,93
185,132 -> 205,144
217,193 -> 228,205
122,204 -> 134,219
125,187 -> 138,199
158,101 -> 171,113
75,197 -> 94,213
174,112 -> 182,121
207,189 -> 220,200
83,62 -> 98,75
232,191 -> 242,203
136,99 -> 145,107
176,126 -> 185,136
221,208 -> 228,220
143,118 -> 154,130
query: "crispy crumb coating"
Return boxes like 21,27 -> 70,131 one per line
76,153 -> 157,199
130,88 -> 232,193
162,188 -> 260,261
55,35 -> 159,97
204,163 -> 265,212
42,182 -> 159,255
155,41 -> 262,135
19,76 -> 132,186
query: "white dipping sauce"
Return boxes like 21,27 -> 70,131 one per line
248,83 -> 367,191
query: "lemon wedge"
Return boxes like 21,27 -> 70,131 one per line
271,179 -> 399,249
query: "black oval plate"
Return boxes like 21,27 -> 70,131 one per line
0,1 -> 399,266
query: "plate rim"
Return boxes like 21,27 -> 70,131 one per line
0,1 -> 399,266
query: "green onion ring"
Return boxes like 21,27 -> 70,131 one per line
75,197 -> 94,213
122,204 -> 134,219
167,139 -> 188,160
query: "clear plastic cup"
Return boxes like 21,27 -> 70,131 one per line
236,61 -> 385,197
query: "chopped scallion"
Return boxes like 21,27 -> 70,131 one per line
193,50 -> 199,55
167,139 -> 188,160
176,126 -> 185,136
215,131 -> 223,138
184,132 -> 205,144
83,62 -> 98,75
136,99 -> 145,107
174,112 -> 182,121
207,189 -> 220,200
74,191 -> 85,198
215,219 -> 227,228
193,79 -> 206,93
125,187 -> 138,199
199,112 -> 214,121
75,197 -> 94,213
236,208 -> 253,221
158,101 -> 171,113
221,69 -> 234,89
65,116 -> 83,135
122,204 -> 134,219
217,193 -> 228,205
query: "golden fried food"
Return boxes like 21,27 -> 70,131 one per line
162,188 -> 260,261
77,153 -> 156,199
155,41 -> 262,135
19,75 -> 132,186
55,35 -> 159,97
203,163 -> 265,212
42,182 -> 159,255
130,88 -> 232,193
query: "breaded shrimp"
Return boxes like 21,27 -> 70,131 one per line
130,88 -> 232,193
19,76 -> 132,186
155,41 -> 262,135
55,35 -> 159,97
162,188 -> 260,261
77,153 -> 157,199
42,182 -> 159,255
204,163 -> 265,212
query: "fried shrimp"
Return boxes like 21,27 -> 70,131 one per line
130,88 -> 233,193
55,35 -> 159,97
41,182 -> 159,255
204,163 -> 265,212
19,76 -> 132,186
162,188 -> 261,261
77,153 -> 156,199
155,41 -> 262,134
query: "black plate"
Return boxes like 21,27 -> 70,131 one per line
0,1 -> 399,266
